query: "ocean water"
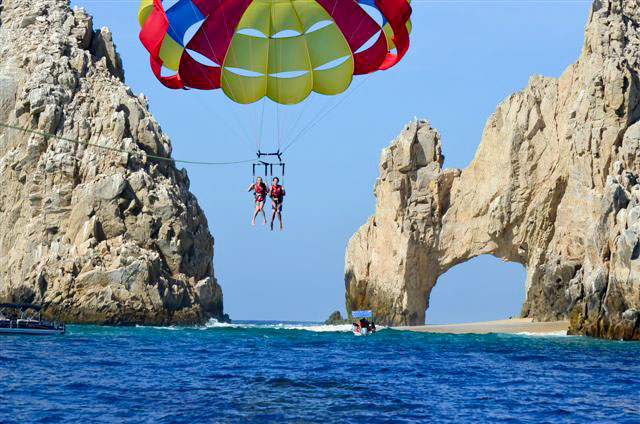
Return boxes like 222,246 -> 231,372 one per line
1,321 -> 639,423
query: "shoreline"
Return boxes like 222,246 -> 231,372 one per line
393,318 -> 569,335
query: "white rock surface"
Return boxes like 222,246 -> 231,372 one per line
0,0 -> 224,324
345,0 -> 640,339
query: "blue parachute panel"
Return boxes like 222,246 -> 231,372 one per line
165,0 -> 205,46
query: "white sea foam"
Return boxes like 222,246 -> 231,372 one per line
514,330 -> 568,337
135,324 -> 180,330
202,319 -> 238,329
133,319 -> 369,333
269,323 -> 354,333
203,319 -> 354,332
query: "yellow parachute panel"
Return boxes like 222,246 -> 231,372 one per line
158,36 -> 184,71
236,0 -> 271,36
271,0 -> 305,35
291,0 -> 333,32
312,57 -> 354,96
268,37 -> 312,75
138,0 -> 154,27
304,24 -> 351,69
222,33 -> 269,74
221,71 -> 267,104
267,74 -> 313,104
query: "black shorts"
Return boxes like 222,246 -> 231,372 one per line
272,199 -> 283,211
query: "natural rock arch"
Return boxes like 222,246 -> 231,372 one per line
345,118 -> 544,326
345,0 -> 640,339
425,255 -> 526,324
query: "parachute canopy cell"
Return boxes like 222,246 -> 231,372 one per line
138,0 -> 412,105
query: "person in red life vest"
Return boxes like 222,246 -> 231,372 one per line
269,176 -> 286,231
247,176 -> 268,226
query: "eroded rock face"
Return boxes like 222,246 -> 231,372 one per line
0,0 -> 224,324
345,0 -> 640,339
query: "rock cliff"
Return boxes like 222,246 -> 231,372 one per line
345,0 -> 640,340
0,0 -> 224,324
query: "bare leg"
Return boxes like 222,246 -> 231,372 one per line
252,205 -> 260,226
260,205 -> 267,224
277,210 -> 283,230
270,209 -> 276,231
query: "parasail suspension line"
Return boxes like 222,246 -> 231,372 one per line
0,122 -> 255,166
282,73 -> 374,154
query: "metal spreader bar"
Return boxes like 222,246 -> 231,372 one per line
252,150 -> 285,177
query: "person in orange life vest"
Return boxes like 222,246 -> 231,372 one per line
269,176 -> 285,231
248,176 -> 268,226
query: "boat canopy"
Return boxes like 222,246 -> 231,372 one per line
352,310 -> 373,319
0,303 -> 43,311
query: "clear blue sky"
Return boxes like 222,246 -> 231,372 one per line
73,0 -> 591,323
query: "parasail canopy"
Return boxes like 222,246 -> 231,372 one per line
352,310 -> 373,318
138,0 -> 412,105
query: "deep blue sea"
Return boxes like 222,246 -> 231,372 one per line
1,321 -> 639,423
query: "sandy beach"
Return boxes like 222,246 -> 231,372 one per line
394,318 -> 569,335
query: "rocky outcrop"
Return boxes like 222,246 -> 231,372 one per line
324,311 -> 349,325
0,0 -> 224,324
345,0 -> 640,340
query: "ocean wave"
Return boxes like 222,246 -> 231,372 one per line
132,320 -> 369,333
203,319 -> 354,333
135,324 -> 180,330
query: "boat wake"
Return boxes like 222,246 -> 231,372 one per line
135,320 -> 356,333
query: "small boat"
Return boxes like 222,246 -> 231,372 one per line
0,303 -> 65,335
351,310 -> 376,336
